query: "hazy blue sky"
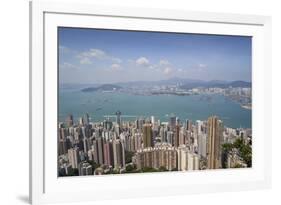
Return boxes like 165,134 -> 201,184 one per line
58,27 -> 252,84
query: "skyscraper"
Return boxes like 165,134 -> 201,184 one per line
207,116 -> 223,169
178,146 -> 189,171
58,128 -> 67,155
81,127 -> 88,153
92,137 -> 104,165
198,133 -> 207,158
66,114 -> 73,127
79,117 -> 84,126
167,131 -> 174,145
143,123 -> 153,148
68,147 -> 80,169
169,114 -> 176,129
103,140 -> 114,167
113,139 -> 125,169
83,113 -> 90,125
174,125 -> 180,147
115,111 -> 122,126
185,119 -> 192,131
179,127 -> 186,146
134,132 -> 142,151
135,118 -> 145,130
187,152 -> 200,170
103,118 -> 113,130
92,142 -> 99,164
196,120 -> 204,136
135,143 -> 177,171
151,116 -> 155,125
159,126 -> 165,143
97,137 -> 104,165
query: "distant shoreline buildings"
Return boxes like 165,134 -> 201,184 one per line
58,111 -> 252,176
79,83 -> 252,110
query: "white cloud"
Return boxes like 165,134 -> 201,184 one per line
78,48 -> 106,60
59,45 -> 74,54
159,59 -> 170,66
77,49 -> 103,65
194,63 -> 207,72
111,63 -> 122,71
163,67 -> 172,75
59,45 -> 67,51
139,59 -> 171,70
60,62 -> 79,69
136,57 -> 150,66
88,49 -> 106,59
198,63 -> 207,68
79,57 -> 92,65
76,48 -> 123,65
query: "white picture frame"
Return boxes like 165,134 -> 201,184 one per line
30,1 -> 272,204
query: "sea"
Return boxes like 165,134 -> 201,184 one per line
59,88 -> 251,129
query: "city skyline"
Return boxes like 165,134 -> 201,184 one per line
59,27 -> 252,84
58,112 -> 252,177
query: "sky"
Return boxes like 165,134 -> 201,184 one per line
58,27 -> 252,84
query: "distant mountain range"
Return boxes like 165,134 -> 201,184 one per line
81,84 -> 122,92
179,80 -> 251,89
114,77 -> 205,87
114,77 -> 251,88
63,77 -> 251,92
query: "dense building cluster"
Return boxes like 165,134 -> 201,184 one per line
58,112 -> 252,176
134,143 -> 178,171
